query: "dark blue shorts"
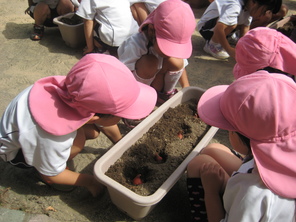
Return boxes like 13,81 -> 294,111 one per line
29,4 -> 59,27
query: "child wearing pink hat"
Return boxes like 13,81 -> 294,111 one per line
197,0 -> 282,59
118,0 -> 196,108
187,74 -> 296,221
0,54 -> 157,196
234,27 -> 296,80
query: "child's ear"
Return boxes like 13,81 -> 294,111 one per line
148,24 -> 156,40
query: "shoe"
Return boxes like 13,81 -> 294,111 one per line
30,24 -> 44,41
203,41 -> 229,59
157,89 -> 178,105
122,118 -> 144,129
227,32 -> 239,46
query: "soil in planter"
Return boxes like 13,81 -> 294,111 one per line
106,99 -> 210,196
59,14 -> 83,25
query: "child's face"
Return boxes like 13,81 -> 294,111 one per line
93,115 -> 121,127
147,24 -> 169,58
246,0 -> 269,19
228,131 -> 249,155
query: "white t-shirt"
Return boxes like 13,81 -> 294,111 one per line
197,0 -> 252,31
221,159 -> 295,222
0,86 -> 76,176
128,0 -> 166,12
76,0 -> 139,47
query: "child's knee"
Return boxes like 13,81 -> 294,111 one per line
135,54 -> 159,79
200,143 -> 230,158
35,2 -> 51,14
187,154 -> 217,177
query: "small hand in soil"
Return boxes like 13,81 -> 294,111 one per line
177,131 -> 183,139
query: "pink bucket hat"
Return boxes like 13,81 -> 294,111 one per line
139,0 -> 196,59
29,54 -> 157,136
234,27 -> 296,79
198,72 -> 296,198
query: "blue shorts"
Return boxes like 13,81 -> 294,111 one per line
8,149 -> 33,169
29,4 -> 59,27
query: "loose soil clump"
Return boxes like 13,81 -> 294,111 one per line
59,14 -> 83,25
106,99 -> 210,196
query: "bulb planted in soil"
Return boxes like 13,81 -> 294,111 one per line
154,153 -> 163,163
177,131 -> 183,139
132,174 -> 143,185
193,112 -> 199,118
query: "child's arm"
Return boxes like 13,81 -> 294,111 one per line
200,162 -> 228,222
40,169 -> 104,197
83,19 -> 95,54
212,22 -> 236,58
130,3 -> 149,26
25,0 -> 33,14
99,124 -> 122,144
178,69 -> 190,88
238,24 -> 250,37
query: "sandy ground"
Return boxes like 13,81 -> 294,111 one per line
0,0 -> 295,221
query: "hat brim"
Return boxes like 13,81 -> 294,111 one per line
233,63 -> 249,80
157,36 -> 193,59
197,85 -> 236,131
252,139 -> 296,198
112,81 -> 157,119
29,76 -> 95,136
29,76 -> 157,136
139,9 -> 193,59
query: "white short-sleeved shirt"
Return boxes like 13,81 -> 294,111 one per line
76,0 -> 139,47
0,86 -> 76,176
128,0 -> 166,12
221,159 -> 295,222
197,0 -> 252,31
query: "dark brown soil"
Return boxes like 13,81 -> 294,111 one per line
106,99 -> 210,196
276,16 -> 296,43
59,14 -> 83,25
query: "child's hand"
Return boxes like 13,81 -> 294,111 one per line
83,46 -> 94,55
200,162 -> 228,194
86,176 -> 106,197
25,7 -> 30,14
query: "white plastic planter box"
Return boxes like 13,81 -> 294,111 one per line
93,86 -> 218,220
53,12 -> 85,48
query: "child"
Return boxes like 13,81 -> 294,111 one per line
187,73 -> 296,221
118,0 -> 196,107
197,0 -> 282,59
25,0 -> 74,40
234,27 -> 296,79
129,0 -> 166,25
75,0 -> 139,56
250,3 -> 288,29
0,54 -> 157,196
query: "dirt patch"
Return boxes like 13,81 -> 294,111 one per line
59,14 -> 83,25
106,99 -> 210,196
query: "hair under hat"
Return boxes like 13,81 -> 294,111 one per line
139,0 -> 196,59
234,27 -> 296,79
29,54 -> 157,136
198,72 -> 296,198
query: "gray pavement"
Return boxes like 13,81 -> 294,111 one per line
0,207 -> 58,222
